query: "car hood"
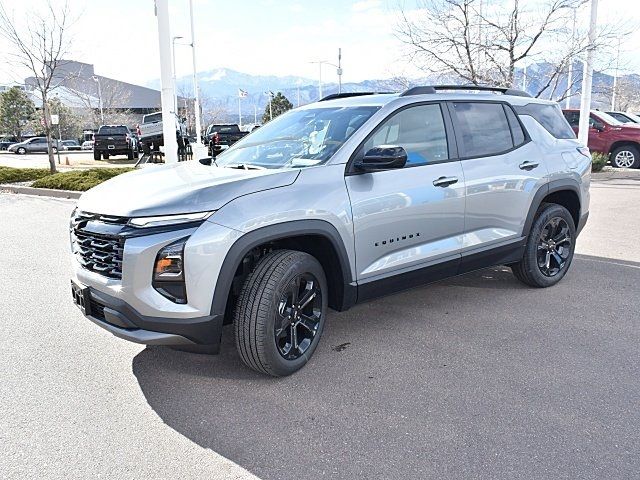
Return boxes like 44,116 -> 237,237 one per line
77,161 -> 300,217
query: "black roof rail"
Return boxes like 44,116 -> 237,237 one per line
401,85 -> 532,98
319,92 -> 393,102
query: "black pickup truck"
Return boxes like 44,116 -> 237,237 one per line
93,125 -> 137,160
205,123 -> 248,156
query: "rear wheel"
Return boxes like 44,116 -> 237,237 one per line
234,250 -> 328,376
127,148 -> 134,160
512,203 -> 576,288
93,150 -> 101,161
103,152 -> 109,160
611,145 -> 640,169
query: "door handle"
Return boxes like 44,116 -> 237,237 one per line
519,161 -> 539,171
433,176 -> 458,187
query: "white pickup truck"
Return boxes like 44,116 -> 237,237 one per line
138,112 -> 187,154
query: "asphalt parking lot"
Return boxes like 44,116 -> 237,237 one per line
2,172 -> 640,480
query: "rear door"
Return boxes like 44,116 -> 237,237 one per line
345,102 -> 465,294
447,101 -> 549,266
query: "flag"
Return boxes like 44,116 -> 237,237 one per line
238,88 -> 248,98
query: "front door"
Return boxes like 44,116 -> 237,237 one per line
345,103 -> 465,294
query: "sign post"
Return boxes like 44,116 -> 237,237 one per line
50,114 -> 61,165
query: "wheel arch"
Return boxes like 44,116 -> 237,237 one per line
608,140 -> 640,156
523,180 -> 581,237
210,220 -> 357,321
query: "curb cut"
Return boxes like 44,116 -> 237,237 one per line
0,184 -> 81,199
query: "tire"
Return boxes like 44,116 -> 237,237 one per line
103,152 -> 109,160
93,150 -> 101,161
610,145 -> 640,169
16,147 -> 26,155
512,203 -> 576,288
127,148 -> 134,160
234,249 -> 328,377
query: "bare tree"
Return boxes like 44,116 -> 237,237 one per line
395,0 -> 617,100
66,76 -> 136,128
0,0 -> 74,172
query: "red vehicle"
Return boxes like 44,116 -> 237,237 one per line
563,109 -> 640,169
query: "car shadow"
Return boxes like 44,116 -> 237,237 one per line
132,256 -> 640,480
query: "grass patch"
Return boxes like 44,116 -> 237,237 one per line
0,166 -> 51,183
591,152 -> 608,172
31,168 -> 134,191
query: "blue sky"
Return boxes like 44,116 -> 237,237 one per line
0,0 -> 638,87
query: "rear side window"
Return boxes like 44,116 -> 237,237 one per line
143,113 -> 162,124
450,102 -> 513,157
504,106 -> 526,146
517,103 -> 576,139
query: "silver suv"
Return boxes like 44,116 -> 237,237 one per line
70,85 -> 591,376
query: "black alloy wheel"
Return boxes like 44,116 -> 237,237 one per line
275,273 -> 323,360
537,217 -> 572,277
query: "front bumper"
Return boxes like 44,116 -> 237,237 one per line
71,279 -> 224,351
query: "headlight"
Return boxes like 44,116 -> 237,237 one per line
153,237 -> 189,304
128,211 -> 213,228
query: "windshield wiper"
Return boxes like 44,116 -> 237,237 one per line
224,164 -> 265,170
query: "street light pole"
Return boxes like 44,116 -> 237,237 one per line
172,35 -> 183,116
578,0 -> 599,147
155,0 -> 178,163
91,75 -> 104,125
188,0 -> 202,144
566,6 -> 577,109
611,37 -> 621,111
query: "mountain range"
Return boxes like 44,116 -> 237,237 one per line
147,65 -> 640,124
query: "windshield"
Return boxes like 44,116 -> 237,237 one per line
215,106 -> 380,169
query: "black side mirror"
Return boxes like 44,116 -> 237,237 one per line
355,145 -> 407,172
591,122 -> 605,132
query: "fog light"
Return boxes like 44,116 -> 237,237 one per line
153,237 -> 188,303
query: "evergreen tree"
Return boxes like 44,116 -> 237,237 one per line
262,92 -> 293,124
0,87 -> 35,140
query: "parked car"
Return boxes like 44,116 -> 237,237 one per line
0,136 -> 18,150
138,111 -> 186,154
71,85 -> 590,376
204,123 -> 249,156
93,125 -> 137,161
604,111 -> 640,124
7,137 -> 61,154
61,140 -> 82,151
563,109 -> 640,168
81,140 -> 94,150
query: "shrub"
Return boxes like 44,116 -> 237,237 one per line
0,166 -> 51,184
31,168 -> 133,191
591,152 -> 608,172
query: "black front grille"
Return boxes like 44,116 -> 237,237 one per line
89,298 -> 106,320
71,211 -> 127,279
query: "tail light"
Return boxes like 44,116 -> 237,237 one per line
214,132 -> 220,144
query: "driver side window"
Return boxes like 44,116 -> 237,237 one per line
363,104 -> 449,167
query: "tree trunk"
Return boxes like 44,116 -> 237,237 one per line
42,99 -> 57,173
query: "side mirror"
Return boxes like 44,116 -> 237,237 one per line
591,122 -> 605,132
355,145 -> 407,172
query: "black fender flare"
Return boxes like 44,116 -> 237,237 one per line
522,179 -> 582,237
210,220 -> 356,318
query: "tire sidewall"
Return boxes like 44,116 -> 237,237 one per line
260,254 -> 328,376
611,146 -> 640,169
524,205 -> 576,287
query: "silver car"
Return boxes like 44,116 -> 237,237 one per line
8,137 -> 60,154
70,85 -> 591,376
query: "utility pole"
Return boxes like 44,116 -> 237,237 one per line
611,37 -> 621,111
188,0 -> 202,144
566,6 -> 577,109
172,36 -> 183,116
578,0 -> 598,147
91,76 -> 104,125
155,0 -> 178,163
337,48 -> 343,94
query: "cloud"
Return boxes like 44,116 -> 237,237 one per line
352,0 -> 382,12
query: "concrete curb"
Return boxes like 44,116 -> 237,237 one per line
0,183 -> 81,199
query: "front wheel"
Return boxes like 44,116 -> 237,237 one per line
16,147 -> 26,155
512,203 -> 576,288
611,145 -> 640,169
234,250 -> 328,376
